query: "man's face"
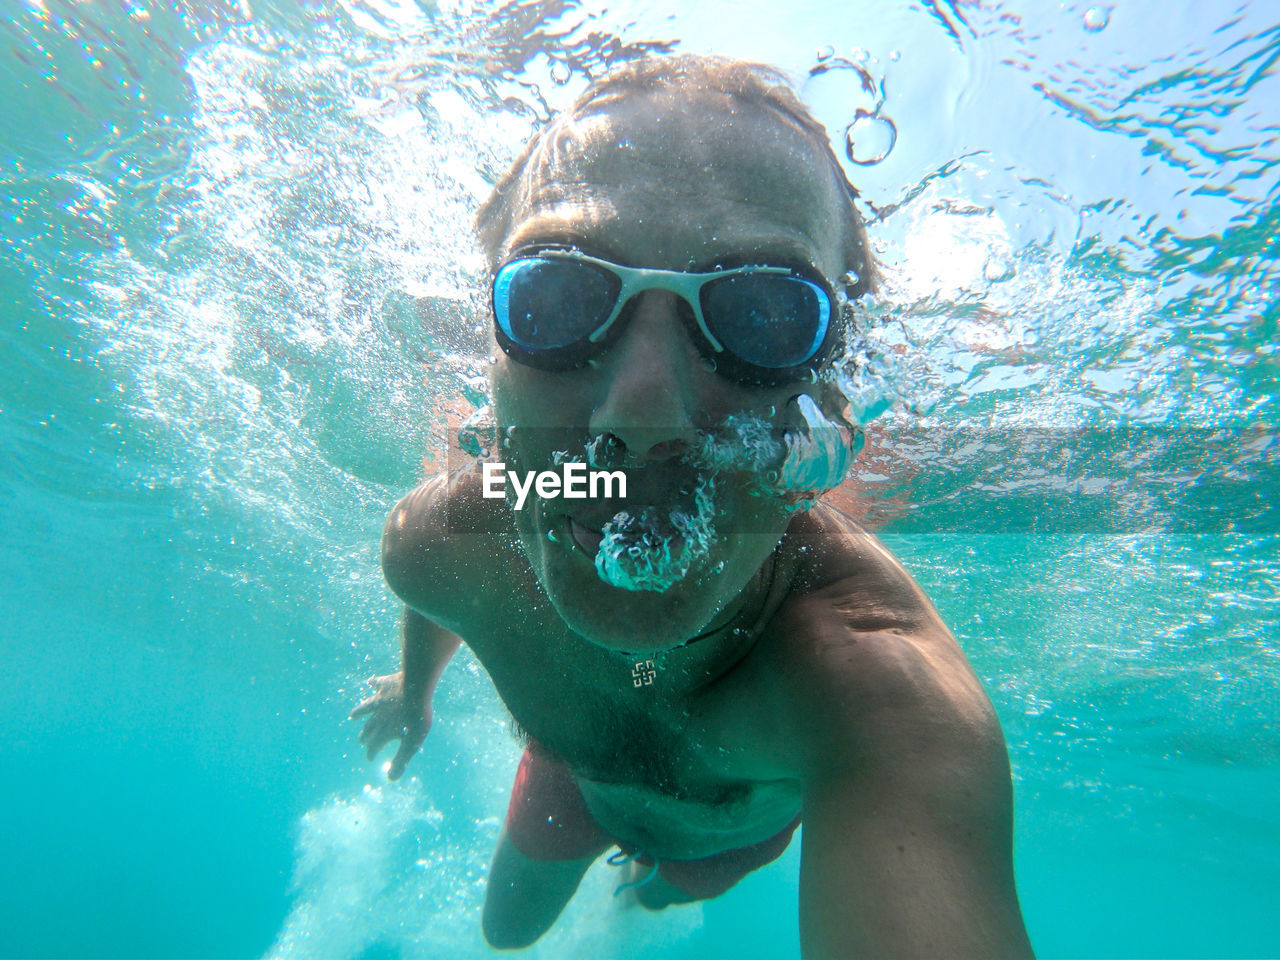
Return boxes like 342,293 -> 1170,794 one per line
488,90 -> 849,652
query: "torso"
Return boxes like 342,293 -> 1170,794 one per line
392,469 -> 944,860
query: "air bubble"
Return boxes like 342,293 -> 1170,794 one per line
775,394 -> 856,495
457,405 -> 495,458
1083,7 -> 1110,31
816,45 -> 835,61
549,60 -> 572,85
889,49 -> 901,62
461,375 -> 489,408
844,113 -> 897,165
594,480 -> 718,592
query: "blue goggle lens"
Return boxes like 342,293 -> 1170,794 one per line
494,258 -> 620,350
699,272 -> 830,369
493,256 -> 832,375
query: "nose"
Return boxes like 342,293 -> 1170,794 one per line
587,290 -> 701,463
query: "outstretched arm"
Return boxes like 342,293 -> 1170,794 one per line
776,579 -> 1033,959
350,608 -> 461,780
799,707 -> 1033,959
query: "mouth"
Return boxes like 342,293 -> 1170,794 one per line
566,512 -> 689,560
560,459 -> 700,562
567,515 -> 605,557
533,448 -> 725,591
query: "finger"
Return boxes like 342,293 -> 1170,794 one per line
357,713 -> 388,745
349,697 -> 378,719
387,735 -> 421,781
363,726 -> 394,762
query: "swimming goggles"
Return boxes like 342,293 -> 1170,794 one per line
492,248 -> 838,385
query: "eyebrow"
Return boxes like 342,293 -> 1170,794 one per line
505,232 -> 825,277
507,232 -> 629,265
688,240 -> 823,275
500,210 -> 615,263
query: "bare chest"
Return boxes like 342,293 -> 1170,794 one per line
466,620 -> 801,857
481,632 -> 733,791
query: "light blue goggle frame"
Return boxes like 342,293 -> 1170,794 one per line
493,248 -> 835,375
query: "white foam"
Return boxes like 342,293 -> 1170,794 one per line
269,778 -> 704,960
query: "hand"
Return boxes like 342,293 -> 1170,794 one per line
349,672 -> 431,781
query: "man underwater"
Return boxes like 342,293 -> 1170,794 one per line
351,54 -> 1034,959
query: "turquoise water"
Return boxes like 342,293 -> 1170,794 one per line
2,1 -> 1277,957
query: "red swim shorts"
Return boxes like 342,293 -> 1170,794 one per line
504,740 -> 801,900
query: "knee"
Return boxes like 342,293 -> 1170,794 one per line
481,901 -> 546,951
481,830 -> 595,948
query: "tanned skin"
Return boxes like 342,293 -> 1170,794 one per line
351,81 -> 1034,959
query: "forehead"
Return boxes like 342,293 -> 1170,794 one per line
501,90 -> 846,275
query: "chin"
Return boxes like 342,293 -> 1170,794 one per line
524,534 -> 724,652
548,563 -> 719,651
509,481 -> 788,652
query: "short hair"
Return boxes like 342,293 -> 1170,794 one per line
474,54 -> 876,298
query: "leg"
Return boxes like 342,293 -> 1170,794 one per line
482,826 -> 600,949
484,741 -> 613,948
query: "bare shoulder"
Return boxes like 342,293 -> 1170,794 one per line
764,503 -> 1005,779
785,502 -> 944,632
381,464 -> 524,623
